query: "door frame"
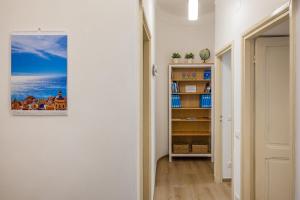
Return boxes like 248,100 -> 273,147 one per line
139,6 -> 152,200
241,1 -> 296,200
214,43 -> 235,200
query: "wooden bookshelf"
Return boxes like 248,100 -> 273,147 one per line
171,118 -> 211,122
172,107 -> 211,110
172,79 -> 210,82
172,131 -> 211,136
169,64 -> 214,161
173,92 -> 211,95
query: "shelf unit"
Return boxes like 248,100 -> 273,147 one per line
172,107 -> 211,110
169,63 -> 214,161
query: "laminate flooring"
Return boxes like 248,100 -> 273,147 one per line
154,157 -> 231,200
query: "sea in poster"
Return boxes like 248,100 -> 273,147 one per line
11,75 -> 67,100
11,34 -> 68,115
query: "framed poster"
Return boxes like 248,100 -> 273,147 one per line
11,33 -> 68,115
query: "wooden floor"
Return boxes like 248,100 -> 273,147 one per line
154,157 -> 231,200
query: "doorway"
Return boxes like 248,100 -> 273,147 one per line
241,2 -> 295,200
221,51 -> 233,182
140,9 -> 152,200
215,43 -> 234,200
255,36 -> 290,200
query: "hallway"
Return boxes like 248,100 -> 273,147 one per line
154,157 -> 231,200
0,0 -> 299,200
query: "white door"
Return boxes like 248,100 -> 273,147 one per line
221,51 -> 232,179
255,37 -> 292,200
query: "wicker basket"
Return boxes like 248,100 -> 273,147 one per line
173,144 -> 190,154
192,144 -> 209,154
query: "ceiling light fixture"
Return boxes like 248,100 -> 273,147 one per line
188,0 -> 198,21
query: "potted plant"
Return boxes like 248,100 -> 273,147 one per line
171,52 -> 181,63
185,52 -> 194,64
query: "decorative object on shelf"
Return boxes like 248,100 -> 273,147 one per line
199,48 -> 211,63
185,52 -> 194,64
191,72 -> 197,79
203,69 -> 211,80
185,85 -> 197,93
204,82 -> 211,93
11,33 -> 68,116
181,71 -> 197,80
171,52 -> 181,63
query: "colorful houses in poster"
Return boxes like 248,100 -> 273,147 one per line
11,91 -> 67,111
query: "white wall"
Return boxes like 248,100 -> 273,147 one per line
221,51 -> 233,179
0,0 -> 148,199
155,5 -> 215,160
215,0 -> 291,199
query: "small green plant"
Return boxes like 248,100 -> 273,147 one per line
172,52 -> 181,59
185,52 -> 194,59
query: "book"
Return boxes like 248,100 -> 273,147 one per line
200,94 -> 211,108
172,95 -> 181,108
172,82 -> 179,93
171,94 -> 181,108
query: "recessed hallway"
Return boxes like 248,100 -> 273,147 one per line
154,157 -> 231,200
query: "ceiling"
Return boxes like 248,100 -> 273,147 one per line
157,0 -> 215,18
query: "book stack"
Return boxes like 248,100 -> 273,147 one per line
171,82 -> 179,93
200,94 -> 211,108
203,70 -> 211,80
172,95 -> 182,108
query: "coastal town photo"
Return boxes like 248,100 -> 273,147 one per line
11,34 -> 68,114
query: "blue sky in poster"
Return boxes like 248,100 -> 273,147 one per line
11,35 -> 68,100
11,35 -> 67,76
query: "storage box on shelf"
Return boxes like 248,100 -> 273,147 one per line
169,63 -> 214,161
173,144 -> 190,154
192,144 -> 209,154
